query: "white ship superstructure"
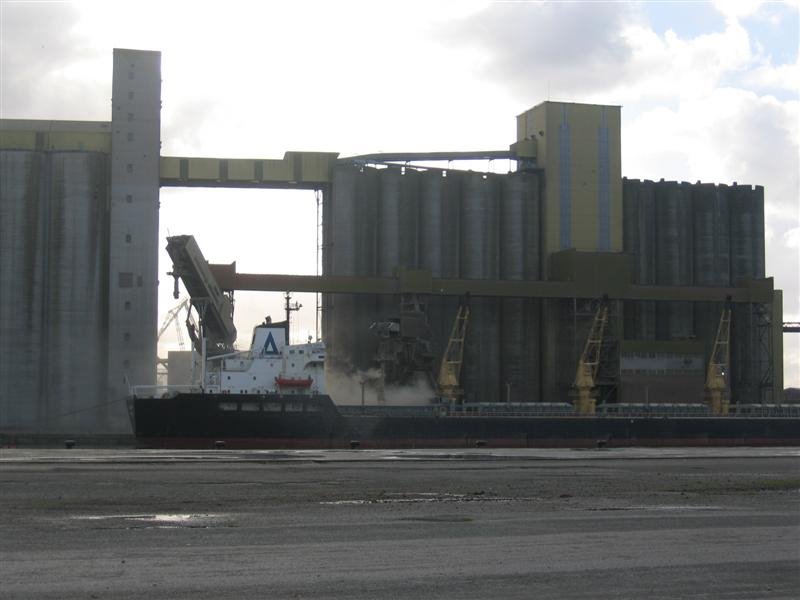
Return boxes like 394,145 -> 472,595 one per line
205,322 -> 326,395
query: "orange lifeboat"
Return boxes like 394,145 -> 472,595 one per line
275,376 -> 313,388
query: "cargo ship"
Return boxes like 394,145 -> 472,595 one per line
129,319 -> 800,449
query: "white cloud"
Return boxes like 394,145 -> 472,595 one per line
785,227 -> 800,249
711,0 -> 767,20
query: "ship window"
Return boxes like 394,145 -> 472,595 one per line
124,301 -> 131,311
289,350 -> 295,354
126,163 -> 133,173
126,194 -> 133,203
253,376 -> 257,380
241,402 -> 260,412
218,402 -> 237,411
226,376 -> 231,380
285,402 -> 303,412
263,402 -> 281,412
291,363 -> 295,368
298,350 -> 304,354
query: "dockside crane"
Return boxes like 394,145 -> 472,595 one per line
436,300 -> 470,404
705,297 -> 732,416
572,296 -> 610,416
157,297 -> 190,351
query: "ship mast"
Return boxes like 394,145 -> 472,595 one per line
284,292 -> 302,344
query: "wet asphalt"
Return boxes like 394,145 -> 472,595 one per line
1,448 -> 798,599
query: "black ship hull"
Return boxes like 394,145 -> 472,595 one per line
129,393 -> 800,449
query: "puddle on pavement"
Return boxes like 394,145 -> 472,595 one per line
320,492 -> 536,505
69,513 -> 234,529
584,505 -> 723,512
398,515 -> 474,523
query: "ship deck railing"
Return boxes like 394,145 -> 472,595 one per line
729,404 -> 800,418
597,403 -> 712,417
130,384 -> 205,398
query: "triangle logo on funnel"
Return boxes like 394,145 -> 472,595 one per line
263,331 -> 279,355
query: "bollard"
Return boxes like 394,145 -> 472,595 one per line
213,440 -> 226,450
64,440 -> 76,449
349,440 -> 361,449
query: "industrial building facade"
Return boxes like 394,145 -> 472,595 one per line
0,49 -> 785,433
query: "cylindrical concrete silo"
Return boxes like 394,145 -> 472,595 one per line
693,183 -> 730,287
622,178 -> 656,340
729,184 -> 767,403
500,171 -> 540,402
0,150 -> 46,429
44,152 -> 109,432
378,168 -> 401,278
419,171 -> 449,360
655,181 -> 694,340
323,165 -> 359,373
692,183 -> 732,394
460,172 -> 500,403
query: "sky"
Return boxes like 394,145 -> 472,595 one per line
1,0 -> 798,387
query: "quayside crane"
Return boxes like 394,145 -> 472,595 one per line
572,296 -> 610,416
436,300 -> 470,404
166,235 -> 237,356
705,298 -> 732,416
157,297 -> 190,349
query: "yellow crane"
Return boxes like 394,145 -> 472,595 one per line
705,298 -> 732,416
573,297 -> 609,416
437,302 -> 470,404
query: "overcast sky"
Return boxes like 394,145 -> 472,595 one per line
1,0 -> 798,387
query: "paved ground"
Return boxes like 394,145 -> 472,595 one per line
1,448 -> 798,599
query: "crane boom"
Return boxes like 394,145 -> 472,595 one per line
573,297 -> 609,415
705,299 -> 732,416
437,304 -> 470,403
157,298 -> 190,341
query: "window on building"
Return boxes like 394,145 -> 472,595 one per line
118,272 -> 133,288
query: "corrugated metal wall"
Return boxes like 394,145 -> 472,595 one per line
323,165 -> 541,403
622,178 -> 767,402
0,150 -> 109,431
